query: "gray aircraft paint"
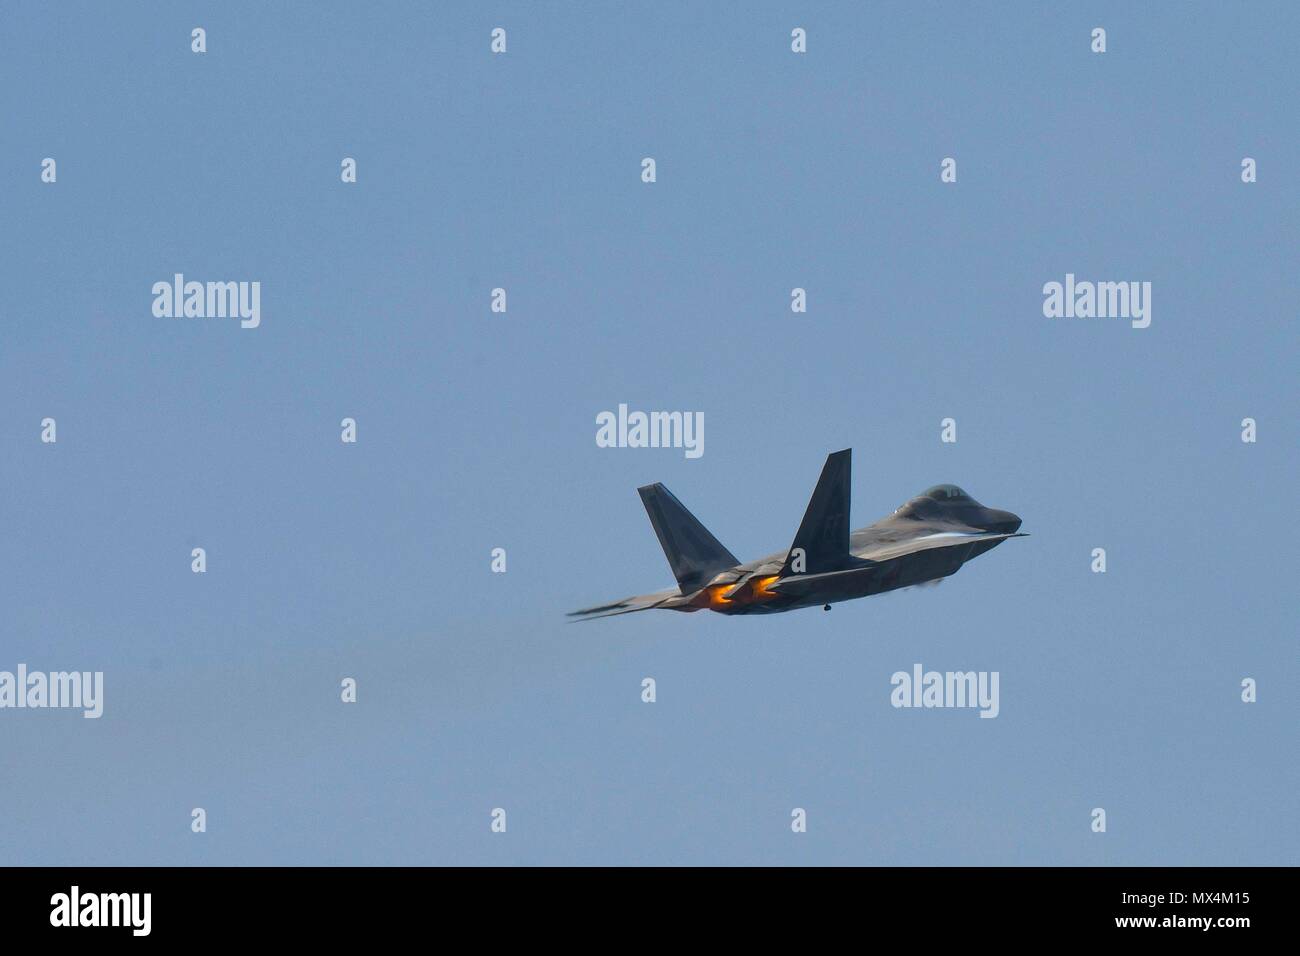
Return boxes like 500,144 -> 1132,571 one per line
569,449 -> 1025,619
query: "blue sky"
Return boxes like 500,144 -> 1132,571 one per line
1,2 -> 1295,865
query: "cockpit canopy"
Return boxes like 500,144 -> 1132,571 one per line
893,484 -> 977,516
921,484 -> 971,502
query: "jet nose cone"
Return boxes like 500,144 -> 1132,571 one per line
989,510 -> 1022,534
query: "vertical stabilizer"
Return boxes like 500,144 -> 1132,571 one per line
780,449 -> 852,576
637,483 -> 739,592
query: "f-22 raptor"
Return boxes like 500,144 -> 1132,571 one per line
569,449 -> 1025,619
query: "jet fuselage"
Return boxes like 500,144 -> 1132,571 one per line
568,451 -> 1026,621
697,494 -> 1023,615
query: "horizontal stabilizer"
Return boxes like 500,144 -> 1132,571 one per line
780,449 -> 852,577
567,587 -> 682,621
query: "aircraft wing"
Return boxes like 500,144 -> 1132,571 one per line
857,530 -> 1028,563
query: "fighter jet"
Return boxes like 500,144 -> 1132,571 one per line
569,449 -> 1025,619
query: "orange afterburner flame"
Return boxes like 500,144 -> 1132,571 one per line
701,576 -> 781,611
707,585 -> 733,608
